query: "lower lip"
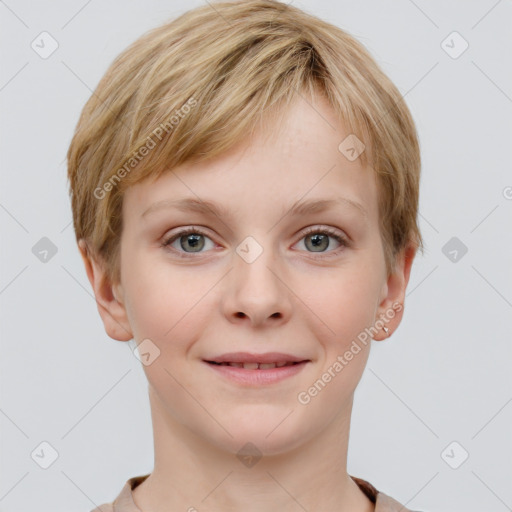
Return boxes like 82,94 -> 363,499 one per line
203,361 -> 309,385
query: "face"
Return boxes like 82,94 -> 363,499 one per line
84,93 -> 413,457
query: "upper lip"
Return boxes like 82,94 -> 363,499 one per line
204,352 -> 310,364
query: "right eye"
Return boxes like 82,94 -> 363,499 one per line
161,227 -> 216,257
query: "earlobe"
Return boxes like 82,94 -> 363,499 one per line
78,239 -> 133,342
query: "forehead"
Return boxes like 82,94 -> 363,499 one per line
123,94 -> 379,225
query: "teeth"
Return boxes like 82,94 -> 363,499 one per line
242,362 -> 259,370
258,363 -> 277,370
217,361 -> 299,369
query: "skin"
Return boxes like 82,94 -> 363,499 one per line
79,92 -> 415,512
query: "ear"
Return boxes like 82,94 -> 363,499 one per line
373,243 -> 417,341
78,239 -> 133,342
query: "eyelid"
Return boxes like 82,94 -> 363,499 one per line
161,226 -> 217,254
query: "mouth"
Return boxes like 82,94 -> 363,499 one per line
202,353 -> 311,385
205,360 -> 305,370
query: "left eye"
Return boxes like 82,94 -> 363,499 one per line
161,226 -> 349,257
297,227 -> 348,254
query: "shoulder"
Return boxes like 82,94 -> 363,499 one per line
88,473 -> 150,512
375,491 -> 425,512
350,475 -> 425,512
90,503 -> 114,512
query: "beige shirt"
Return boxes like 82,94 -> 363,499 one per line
90,474 -> 422,511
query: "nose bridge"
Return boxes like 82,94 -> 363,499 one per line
235,232 -> 279,294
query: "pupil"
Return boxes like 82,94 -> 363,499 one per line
309,233 -> 327,251
182,234 -> 204,252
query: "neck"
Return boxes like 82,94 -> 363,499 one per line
132,386 -> 374,512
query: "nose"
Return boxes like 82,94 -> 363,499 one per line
222,239 -> 292,327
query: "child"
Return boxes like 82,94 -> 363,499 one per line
67,1 -> 425,510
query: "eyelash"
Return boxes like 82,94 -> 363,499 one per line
161,225 -> 349,259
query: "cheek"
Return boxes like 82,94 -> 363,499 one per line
297,344 -> 370,426
297,274 -> 376,413
122,254 -> 210,342
302,267 -> 380,343
127,292 -> 206,353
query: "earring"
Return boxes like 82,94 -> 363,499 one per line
382,326 -> 389,337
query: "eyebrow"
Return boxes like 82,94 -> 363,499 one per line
141,196 -> 368,220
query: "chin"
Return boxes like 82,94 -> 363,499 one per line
207,411 -> 310,458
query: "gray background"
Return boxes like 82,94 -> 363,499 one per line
1,1 -> 511,511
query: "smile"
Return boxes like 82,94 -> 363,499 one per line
203,359 -> 310,385
206,361 -> 301,369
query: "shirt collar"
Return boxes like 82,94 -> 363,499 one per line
111,473 -> 416,512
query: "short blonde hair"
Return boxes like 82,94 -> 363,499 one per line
67,0 -> 424,286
